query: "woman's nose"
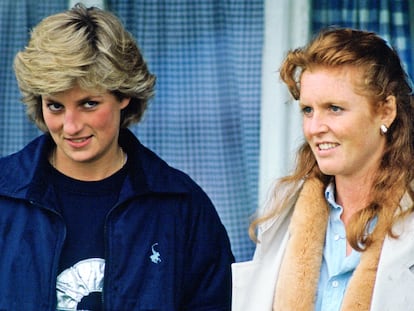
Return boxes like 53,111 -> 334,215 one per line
63,110 -> 82,134
304,112 -> 328,136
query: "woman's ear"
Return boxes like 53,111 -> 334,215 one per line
120,97 -> 131,110
380,95 -> 397,127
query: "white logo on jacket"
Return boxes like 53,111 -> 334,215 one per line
150,243 -> 161,264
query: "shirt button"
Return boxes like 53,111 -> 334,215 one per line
334,234 -> 340,241
332,280 -> 339,288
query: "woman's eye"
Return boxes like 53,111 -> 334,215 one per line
83,101 -> 99,109
330,105 -> 343,112
47,102 -> 63,112
301,106 -> 313,115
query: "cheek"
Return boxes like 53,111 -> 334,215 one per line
92,108 -> 120,129
42,111 -> 60,132
356,128 -> 380,150
302,120 -> 312,141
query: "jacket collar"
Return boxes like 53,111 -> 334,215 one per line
118,128 -> 192,195
0,128 -> 190,206
370,193 -> 414,310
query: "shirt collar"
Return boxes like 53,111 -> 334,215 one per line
325,182 -> 342,210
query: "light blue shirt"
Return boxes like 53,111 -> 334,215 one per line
315,183 -> 360,311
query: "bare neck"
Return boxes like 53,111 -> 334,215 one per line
334,177 -> 373,226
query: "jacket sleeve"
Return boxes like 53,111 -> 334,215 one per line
181,188 -> 235,311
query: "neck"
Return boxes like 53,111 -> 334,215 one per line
50,147 -> 127,181
334,176 -> 373,226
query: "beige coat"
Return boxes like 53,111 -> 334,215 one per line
232,179 -> 414,311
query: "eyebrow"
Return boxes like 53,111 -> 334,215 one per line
43,95 -> 103,104
299,99 -> 347,108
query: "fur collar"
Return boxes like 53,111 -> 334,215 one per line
272,178 -> 394,311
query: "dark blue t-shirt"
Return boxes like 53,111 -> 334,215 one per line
48,162 -> 127,311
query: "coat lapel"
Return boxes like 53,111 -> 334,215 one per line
370,193 -> 414,311
273,178 -> 329,311
232,205 -> 293,311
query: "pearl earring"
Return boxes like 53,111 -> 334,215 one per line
380,124 -> 388,135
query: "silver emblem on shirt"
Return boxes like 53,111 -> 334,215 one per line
56,258 -> 105,311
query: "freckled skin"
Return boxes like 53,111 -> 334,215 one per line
299,66 -> 386,181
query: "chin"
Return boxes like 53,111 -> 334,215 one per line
318,167 -> 337,176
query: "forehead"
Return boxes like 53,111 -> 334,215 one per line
299,66 -> 371,108
302,65 -> 363,84
43,85 -> 106,100
300,66 -> 366,101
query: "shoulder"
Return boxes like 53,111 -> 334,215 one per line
0,135 -> 51,196
121,128 -> 209,197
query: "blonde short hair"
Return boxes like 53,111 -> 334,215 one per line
14,3 -> 155,131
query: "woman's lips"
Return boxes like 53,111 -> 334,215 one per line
65,136 -> 92,148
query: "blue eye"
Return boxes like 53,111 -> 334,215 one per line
301,106 -> 313,115
83,101 -> 99,109
47,102 -> 63,112
330,105 -> 343,112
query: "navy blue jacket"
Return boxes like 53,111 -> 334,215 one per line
0,129 -> 234,310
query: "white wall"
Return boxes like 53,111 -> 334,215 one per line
69,0 -> 105,9
259,0 -> 310,207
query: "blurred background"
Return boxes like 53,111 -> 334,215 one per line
0,0 -> 412,262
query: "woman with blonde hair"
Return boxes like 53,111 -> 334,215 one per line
232,28 -> 414,311
0,4 -> 234,310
